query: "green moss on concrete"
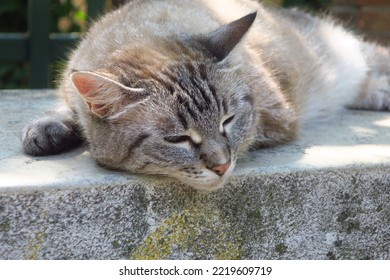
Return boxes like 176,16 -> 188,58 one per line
248,209 -> 263,221
130,204 -> 243,260
346,221 -> 360,233
114,209 -> 122,221
0,220 -> 10,232
275,243 -> 287,255
112,240 -> 120,249
23,231 -> 46,260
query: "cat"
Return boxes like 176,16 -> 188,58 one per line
22,0 -> 390,191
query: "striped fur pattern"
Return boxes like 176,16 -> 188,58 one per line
22,0 -> 390,190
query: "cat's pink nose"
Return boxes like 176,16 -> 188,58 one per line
211,162 -> 231,176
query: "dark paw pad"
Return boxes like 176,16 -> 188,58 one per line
22,116 -> 81,156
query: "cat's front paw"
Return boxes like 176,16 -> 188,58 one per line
22,116 -> 82,156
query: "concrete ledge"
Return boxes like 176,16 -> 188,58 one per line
0,90 -> 389,259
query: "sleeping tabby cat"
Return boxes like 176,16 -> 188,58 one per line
22,0 -> 390,190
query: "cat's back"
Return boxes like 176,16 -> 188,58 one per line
68,0 -> 260,70
91,0 -> 259,37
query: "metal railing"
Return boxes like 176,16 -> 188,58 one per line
0,0 -> 105,88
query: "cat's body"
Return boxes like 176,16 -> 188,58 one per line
22,0 -> 390,190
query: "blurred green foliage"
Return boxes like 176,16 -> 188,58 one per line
0,0 -> 85,89
0,0 -> 330,89
0,0 -> 27,32
51,0 -> 86,33
0,0 -> 28,88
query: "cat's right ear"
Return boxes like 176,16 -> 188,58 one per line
70,71 -> 147,119
196,12 -> 257,61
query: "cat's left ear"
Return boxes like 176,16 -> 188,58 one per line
197,12 -> 257,61
70,71 -> 147,119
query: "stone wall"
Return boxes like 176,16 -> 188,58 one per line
1,90 -> 389,259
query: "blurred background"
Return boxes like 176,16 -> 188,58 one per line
0,0 -> 389,89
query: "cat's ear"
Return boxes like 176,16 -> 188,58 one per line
197,12 -> 257,61
70,71 -> 146,118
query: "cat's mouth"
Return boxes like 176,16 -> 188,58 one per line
130,157 -> 236,191
177,160 -> 236,191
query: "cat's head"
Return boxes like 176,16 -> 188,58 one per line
70,13 -> 256,191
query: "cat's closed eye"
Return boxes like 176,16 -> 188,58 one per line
164,135 -> 193,144
163,134 -> 201,150
220,114 -> 235,134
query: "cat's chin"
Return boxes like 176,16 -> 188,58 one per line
179,161 -> 235,191
179,170 -> 233,192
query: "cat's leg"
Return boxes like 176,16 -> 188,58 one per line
22,105 -> 83,156
349,43 -> 390,111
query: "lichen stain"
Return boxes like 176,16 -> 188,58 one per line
130,204 -> 242,260
275,243 -> 287,255
23,231 -> 46,260
0,220 -> 10,232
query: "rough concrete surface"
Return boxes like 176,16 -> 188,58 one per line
0,90 -> 389,259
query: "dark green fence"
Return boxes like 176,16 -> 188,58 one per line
0,0 -> 105,89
